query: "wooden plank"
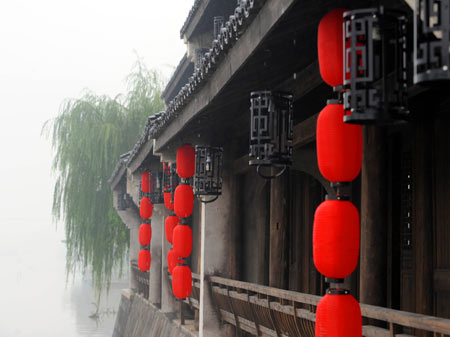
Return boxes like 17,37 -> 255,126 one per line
210,275 -> 322,305
363,325 -> 390,337
434,269 -> 450,293
211,275 -> 450,335
154,0 -> 297,153
292,113 -> 318,149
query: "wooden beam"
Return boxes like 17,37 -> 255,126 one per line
276,60 -> 322,100
360,126 -> 388,311
412,115 -> 434,329
154,0 -> 298,153
292,113 -> 318,149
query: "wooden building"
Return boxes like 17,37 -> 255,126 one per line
110,0 -> 450,336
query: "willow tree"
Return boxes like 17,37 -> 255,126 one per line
45,61 -> 165,298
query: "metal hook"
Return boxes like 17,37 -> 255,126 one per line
198,195 -> 220,203
256,165 -> 287,179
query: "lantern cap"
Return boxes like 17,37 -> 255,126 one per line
325,194 -> 349,201
326,288 -> 350,295
326,98 -> 343,105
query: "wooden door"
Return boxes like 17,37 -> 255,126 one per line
287,170 -> 326,295
433,113 -> 450,319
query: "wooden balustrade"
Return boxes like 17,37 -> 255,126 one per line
209,276 -> 450,337
131,262 -> 150,299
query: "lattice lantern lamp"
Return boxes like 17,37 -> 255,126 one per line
343,7 -> 409,124
194,146 -> 223,203
149,170 -> 164,205
249,91 -> 293,179
414,0 -> 450,84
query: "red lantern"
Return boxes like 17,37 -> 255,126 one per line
138,249 -> 151,272
172,265 -> 192,299
313,199 -> 360,279
174,185 -> 194,218
164,192 -> 174,210
165,215 -> 179,243
316,103 -> 362,183
316,293 -> 362,337
167,249 -> 183,275
139,223 -> 152,246
139,197 -> 153,219
318,9 -> 348,87
173,224 -> 192,258
141,171 -> 150,193
177,145 -> 195,178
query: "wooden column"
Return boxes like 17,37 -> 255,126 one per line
269,171 -> 288,289
412,115 -> 433,328
360,126 -> 388,307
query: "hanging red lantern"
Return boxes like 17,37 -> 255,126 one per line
313,199 -> 360,280
141,171 -> 150,193
164,192 -> 174,210
138,249 -> 151,272
139,197 -> 153,219
174,184 -> 194,218
165,215 -> 179,243
318,9 -> 348,87
139,223 -> 152,246
177,145 -> 195,178
173,224 -> 193,258
315,292 -> 362,337
167,249 -> 184,275
316,103 -> 362,183
172,265 -> 192,299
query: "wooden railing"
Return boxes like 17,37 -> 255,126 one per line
131,262 -> 150,299
209,276 -> 450,337
183,272 -> 201,310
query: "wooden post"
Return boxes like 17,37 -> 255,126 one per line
412,115 -> 433,334
180,301 -> 185,325
360,126 -> 388,309
269,170 -> 288,289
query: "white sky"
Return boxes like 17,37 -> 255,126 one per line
0,0 -> 194,220
0,1 -> 194,335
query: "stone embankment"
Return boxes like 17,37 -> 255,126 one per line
113,290 -> 197,337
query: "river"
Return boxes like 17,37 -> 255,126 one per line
0,217 -> 127,337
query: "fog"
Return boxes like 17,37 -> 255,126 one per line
0,1 -> 193,335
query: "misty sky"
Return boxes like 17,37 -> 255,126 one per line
0,1 -> 194,336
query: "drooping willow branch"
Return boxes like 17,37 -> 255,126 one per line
43,60 -> 165,302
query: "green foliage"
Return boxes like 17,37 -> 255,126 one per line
44,60 -> 165,299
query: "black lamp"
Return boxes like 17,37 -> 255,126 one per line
149,170 -> 164,204
414,0 -> 450,84
194,146 -> 223,203
343,7 -> 409,124
249,91 -> 293,179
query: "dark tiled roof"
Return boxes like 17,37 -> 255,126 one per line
161,54 -> 188,99
109,0 -> 265,185
108,112 -> 164,184
108,152 -> 130,185
154,0 -> 265,136
180,0 -> 204,38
